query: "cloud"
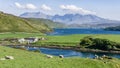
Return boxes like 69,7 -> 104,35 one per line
15,2 -> 24,9
60,5 -> 96,14
26,4 -> 37,10
14,2 -> 37,10
41,4 -> 52,11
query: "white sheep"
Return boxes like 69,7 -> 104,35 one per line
59,55 -> 64,58
46,55 -> 53,58
5,56 -> 14,60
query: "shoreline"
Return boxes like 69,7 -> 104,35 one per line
6,45 -> 120,54
41,45 -> 120,54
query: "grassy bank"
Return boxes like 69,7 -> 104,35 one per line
0,46 -> 120,68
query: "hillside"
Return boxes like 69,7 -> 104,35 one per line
25,18 -> 66,28
0,11 -> 51,33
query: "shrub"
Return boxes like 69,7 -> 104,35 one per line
80,37 -> 120,50
80,37 -> 93,46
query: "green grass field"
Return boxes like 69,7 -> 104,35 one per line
34,34 -> 120,46
0,46 -> 120,68
0,33 -> 120,46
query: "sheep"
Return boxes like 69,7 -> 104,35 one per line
46,55 -> 53,58
5,56 -> 14,60
59,55 -> 64,58
94,54 -> 99,59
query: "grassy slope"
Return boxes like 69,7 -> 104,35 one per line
0,32 -> 44,39
25,18 -> 53,32
25,18 -> 66,28
0,46 -> 120,68
0,12 -> 51,33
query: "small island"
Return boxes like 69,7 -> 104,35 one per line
105,26 -> 120,31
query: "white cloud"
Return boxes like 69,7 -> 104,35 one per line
15,2 -> 24,9
26,3 -> 37,10
41,4 -> 52,11
60,5 -> 96,14
14,2 -> 37,10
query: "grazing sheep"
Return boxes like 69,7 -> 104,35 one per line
5,56 -> 14,60
94,54 -> 99,59
102,55 -> 113,59
46,55 -> 53,58
102,55 -> 106,58
59,55 -> 64,58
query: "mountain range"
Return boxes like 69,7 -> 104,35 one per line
20,12 -> 120,28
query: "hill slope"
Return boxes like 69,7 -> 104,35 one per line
0,11 -> 51,33
25,18 -> 66,28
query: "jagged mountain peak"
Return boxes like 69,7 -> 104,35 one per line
20,12 -> 120,28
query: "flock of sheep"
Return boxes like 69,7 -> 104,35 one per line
0,54 -> 64,61
46,55 -> 64,58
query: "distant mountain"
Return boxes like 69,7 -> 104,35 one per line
20,12 -> 120,28
51,14 -> 103,24
20,12 -> 50,19
0,11 -> 51,33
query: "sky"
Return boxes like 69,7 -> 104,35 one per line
0,0 -> 120,20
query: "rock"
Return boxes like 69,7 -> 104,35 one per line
5,56 -> 14,60
59,55 -> 64,58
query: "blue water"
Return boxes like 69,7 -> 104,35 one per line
47,28 -> 120,35
27,47 -> 120,58
30,28 -> 120,58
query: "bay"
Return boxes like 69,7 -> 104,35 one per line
47,28 -> 120,35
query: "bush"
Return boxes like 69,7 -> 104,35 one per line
80,37 -> 93,46
80,37 -> 120,50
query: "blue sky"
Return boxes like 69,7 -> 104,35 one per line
0,0 -> 120,20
